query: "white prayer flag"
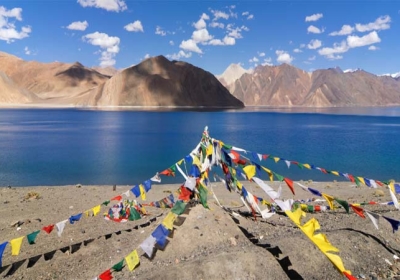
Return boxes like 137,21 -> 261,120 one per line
56,219 -> 68,237
139,235 -> 157,258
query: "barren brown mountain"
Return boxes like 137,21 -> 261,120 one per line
86,55 -> 244,107
0,52 -> 109,100
0,71 -> 39,104
92,66 -> 119,77
221,64 -> 400,107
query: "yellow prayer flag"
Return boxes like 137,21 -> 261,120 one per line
242,165 -> 256,180
357,177 -> 366,186
311,233 -> 339,253
139,184 -> 146,201
206,144 -> 213,156
389,182 -> 395,193
84,210 -> 90,217
191,155 -> 201,167
162,212 -> 177,230
125,250 -> 140,271
92,205 -> 101,216
236,181 -> 243,190
322,193 -> 335,210
261,166 -> 274,181
301,218 -> 320,237
273,157 -> 280,163
177,159 -> 184,165
10,236 -> 24,256
331,171 -> 339,176
300,204 -> 308,211
285,208 -> 304,226
303,163 -> 311,170
325,252 -> 348,273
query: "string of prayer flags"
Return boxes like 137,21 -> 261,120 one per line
27,230 -> 40,245
10,236 -> 24,256
42,224 -> 55,234
125,250 -> 140,271
0,242 -> 8,267
69,213 -> 83,224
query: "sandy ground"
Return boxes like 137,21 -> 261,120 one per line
1,181 -> 400,280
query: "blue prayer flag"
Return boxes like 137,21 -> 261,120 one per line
151,224 -> 169,248
131,185 -> 140,198
69,213 -> 83,224
0,242 -> 8,268
143,180 -> 152,192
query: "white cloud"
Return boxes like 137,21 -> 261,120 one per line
249,56 -> 258,63
124,20 -> 143,32
211,9 -> 229,20
192,28 -> 213,43
82,31 -> 120,66
194,18 -> 206,30
262,57 -> 273,66
67,20 -> 88,31
209,22 -> 224,28
77,0 -> 127,12
318,41 -> 348,60
347,31 -> 380,48
143,53 -> 150,60
208,39 -> 224,45
247,14 -> 254,20
207,36 -> 235,46
226,24 -> 249,39
167,50 -> 192,60
305,13 -> 323,22
307,25 -> 324,34
155,26 -> 166,36
368,45 -> 379,51
329,25 -> 354,36
169,40 -> 174,46
307,39 -> 322,49
276,50 -> 293,64
355,15 -> 391,32
258,52 -> 265,57
0,6 -> 31,43
180,39 -> 202,53
293,48 -> 302,53
24,46 -> 30,55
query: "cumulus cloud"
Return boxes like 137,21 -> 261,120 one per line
305,13 -> 323,22
209,22 -> 224,28
329,25 -> 354,36
167,50 -> 192,60
192,28 -> 213,43
293,48 -> 302,53
194,13 -> 209,29
307,39 -> 322,49
249,56 -> 259,63
226,24 -> 249,39
143,53 -> 150,60
258,52 -> 265,57
347,31 -> 380,48
276,50 -> 293,64
318,41 -> 348,60
210,9 -> 229,20
207,36 -> 235,46
24,46 -> 30,55
247,14 -> 254,20
124,20 -> 143,32
155,26 -> 166,36
180,39 -> 202,53
307,25 -> 324,34
355,15 -> 391,32
368,45 -> 379,51
77,0 -> 127,12
67,20 -> 88,31
0,6 -> 31,43
83,31 -> 120,66
262,57 -> 273,66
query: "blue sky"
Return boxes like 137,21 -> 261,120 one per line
0,0 -> 399,76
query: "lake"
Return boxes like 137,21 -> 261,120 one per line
0,107 -> 400,186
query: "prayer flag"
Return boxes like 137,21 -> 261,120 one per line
285,160 -> 291,168
131,185 -> 140,198
42,224 -> 55,234
56,219 -> 68,237
92,205 -> 101,216
178,186 -> 192,201
162,212 -> 177,230
27,230 -> 40,245
129,208 -> 141,221
143,180 -> 152,192
99,269 -> 113,280
125,250 -> 140,271
365,210 -> 380,229
111,195 -> 122,202
308,187 -> 322,196
350,204 -> 365,218
10,236 -> 24,256
199,183 -> 209,209
152,225 -> 169,248
283,177 -> 295,195
242,165 -> 256,180
383,216 -> 400,233
69,213 -> 83,224
139,235 -> 156,258
322,193 -> 335,210
139,184 -> 146,201
171,201 -> 186,215
0,242 -> 8,268
112,259 -> 124,272
334,198 -> 349,213
102,200 -> 110,206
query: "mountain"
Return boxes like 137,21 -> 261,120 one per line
0,71 -> 39,104
216,63 -> 253,87
0,52 -> 110,100
85,55 -> 244,108
220,63 -> 400,107
92,66 -> 119,77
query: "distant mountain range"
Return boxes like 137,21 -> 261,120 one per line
0,52 -> 243,108
1,51 -> 399,108
217,63 -> 400,107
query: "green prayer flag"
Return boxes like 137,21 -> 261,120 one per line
307,205 -> 314,213
334,198 -> 350,213
27,230 -> 40,245
129,208 -> 141,221
170,165 -> 177,172
171,201 -> 187,215
274,173 -> 284,182
222,143 -> 232,150
199,184 -> 209,209
112,259 -> 124,272
297,163 -> 304,169
102,200 -> 110,206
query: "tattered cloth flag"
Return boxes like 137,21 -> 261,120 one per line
69,213 -> 83,224
27,230 -> 40,244
0,241 -> 8,268
125,250 -> 140,271
151,224 -> 169,248
98,269 -> 113,280
56,219 -> 68,237
383,216 -> 400,233
139,235 -> 157,258
171,201 -> 187,215
365,210 -> 380,230
162,212 -> 177,230
42,224 -> 55,234
198,184 -> 209,209
10,236 -> 24,256
112,259 -> 124,272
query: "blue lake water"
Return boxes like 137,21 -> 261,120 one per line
0,108 -> 400,186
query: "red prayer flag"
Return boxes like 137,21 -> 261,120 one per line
350,204 -> 365,218
369,201 -> 377,205
230,150 -> 240,163
283,177 -> 295,195
178,186 -> 192,201
262,154 -> 269,160
99,269 -> 113,280
348,174 -> 355,182
343,271 -> 357,280
376,180 -> 384,187
42,224 -> 55,234
111,195 -> 122,201
320,168 -> 327,174
160,168 -> 175,177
